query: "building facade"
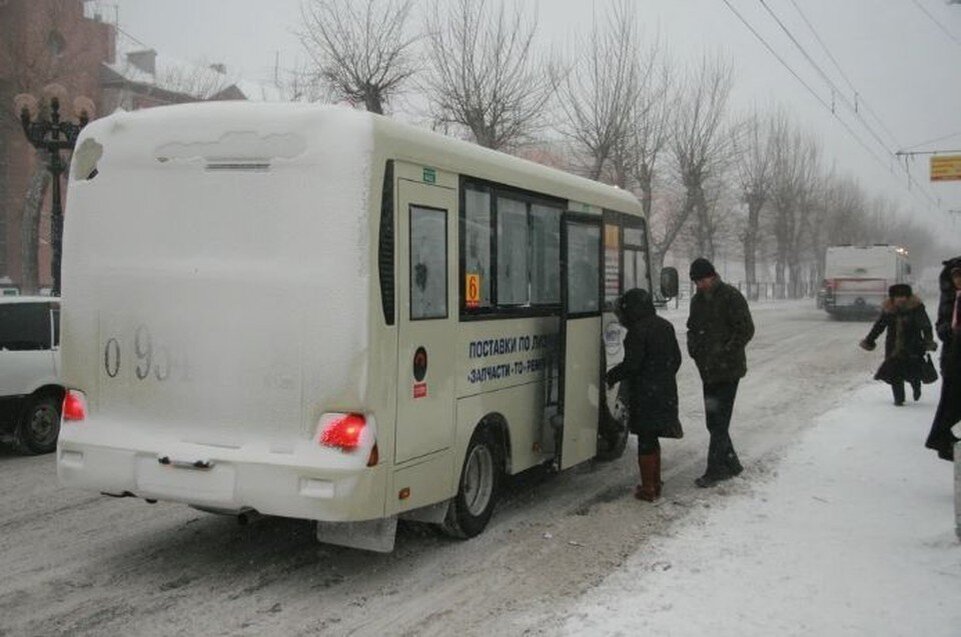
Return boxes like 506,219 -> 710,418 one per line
0,0 -> 114,293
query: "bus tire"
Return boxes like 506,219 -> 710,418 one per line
441,426 -> 502,539
15,392 -> 61,455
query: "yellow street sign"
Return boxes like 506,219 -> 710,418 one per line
930,155 -> 961,182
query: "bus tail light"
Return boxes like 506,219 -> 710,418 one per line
317,413 -> 368,451
63,390 -> 87,422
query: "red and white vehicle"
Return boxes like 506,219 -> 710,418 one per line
821,245 -> 911,319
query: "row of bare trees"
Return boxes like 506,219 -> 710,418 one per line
294,0 -> 939,298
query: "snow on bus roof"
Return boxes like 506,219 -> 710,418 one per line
79,103 -> 642,216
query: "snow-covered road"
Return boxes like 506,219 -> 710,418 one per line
0,300 -> 926,635
557,381 -> 961,636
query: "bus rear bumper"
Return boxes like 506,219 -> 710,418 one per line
57,428 -> 387,523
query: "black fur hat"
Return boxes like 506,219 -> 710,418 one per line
888,283 -> 912,298
689,258 -> 716,281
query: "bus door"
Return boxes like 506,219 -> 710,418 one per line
558,213 -> 603,470
395,179 -> 458,465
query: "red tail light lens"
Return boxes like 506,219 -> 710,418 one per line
63,390 -> 86,421
319,413 -> 366,450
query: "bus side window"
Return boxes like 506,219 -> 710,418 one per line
464,186 -> 492,309
410,206 -> 448,320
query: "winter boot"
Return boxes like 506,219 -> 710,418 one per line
912,383 -> 922,402
695,473 -> 721,488
635,453 -> 660,501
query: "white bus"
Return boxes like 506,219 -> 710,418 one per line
821,245 -> 911,319
57,103 -> 674,551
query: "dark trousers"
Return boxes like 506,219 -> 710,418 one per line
637,430 -> 660,455
703,380 -> 742,477
891,379 -> 920,404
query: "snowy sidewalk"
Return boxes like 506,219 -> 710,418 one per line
561,381 -> 961,636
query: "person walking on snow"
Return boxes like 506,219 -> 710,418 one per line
925,259 -> 961,461
859,284 -> 935,406
606,288 -> 682,502
686,258 -> 755,488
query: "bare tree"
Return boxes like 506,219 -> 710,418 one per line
768,115 -> 821,298
423,0 -> 557,150
299,0 -> 418,114
730,108 -> 774,299
557,0 -> 640,182
276,59 -> 329,103
669,55 -> 734,262
628,51 -> 674,219
156,60 -> 234,100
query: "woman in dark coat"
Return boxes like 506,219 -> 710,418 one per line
925,259 -> 961,461
606,288 -> 682,501
859,284 -> 935,405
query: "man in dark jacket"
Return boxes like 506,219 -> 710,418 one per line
606,288 -> 682,501
925,258 -> 961,461
686,258 -> 755,488
859,284 -> 935,405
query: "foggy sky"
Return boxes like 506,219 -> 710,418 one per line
100,0 -> 961,240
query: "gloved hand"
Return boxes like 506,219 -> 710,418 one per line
859,339 -> 875,351
925,340 -> 938,352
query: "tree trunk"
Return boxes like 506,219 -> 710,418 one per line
742,233 -> 757,301
788,261 -> 803,299
20,158 -> 51,296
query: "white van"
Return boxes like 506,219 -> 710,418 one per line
57,103 -> 669,551
0,297 -> 63,453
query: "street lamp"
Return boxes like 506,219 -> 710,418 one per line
13,84 -> 94,296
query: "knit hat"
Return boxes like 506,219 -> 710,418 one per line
888,283 -> 912,298
689,258 -> 717,281
618,288 -> 655,323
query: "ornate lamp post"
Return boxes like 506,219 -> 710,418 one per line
13,84 -> 94,296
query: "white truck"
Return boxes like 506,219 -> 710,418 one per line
821,245 -> 911,320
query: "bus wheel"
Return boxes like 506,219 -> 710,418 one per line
441,426 -> 502,539
16,393 -> 61,455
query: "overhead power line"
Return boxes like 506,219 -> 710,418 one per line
899,130 -> 961,152
719,0 -> 942,212
784,0 -> 903,150
756,0 -> 896,163
908,0 -> 961,47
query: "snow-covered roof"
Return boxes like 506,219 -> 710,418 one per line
105,30 -> 280,102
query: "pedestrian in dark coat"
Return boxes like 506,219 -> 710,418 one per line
925,259 -> 961,461
686,258 -> 755,488
859,284 -> 935,406
606,288 -> 682,501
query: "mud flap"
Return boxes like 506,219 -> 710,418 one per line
315,517 -> 397,553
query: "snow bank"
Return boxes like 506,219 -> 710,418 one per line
562,381 -> 961,636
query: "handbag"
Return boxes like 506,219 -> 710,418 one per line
658,419 -> 684,439
921,354 -> 939,385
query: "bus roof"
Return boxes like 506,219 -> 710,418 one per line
77,102 -> 643,218
368,111 -> 643,216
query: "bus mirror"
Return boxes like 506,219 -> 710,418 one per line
660,267 -> 679,299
